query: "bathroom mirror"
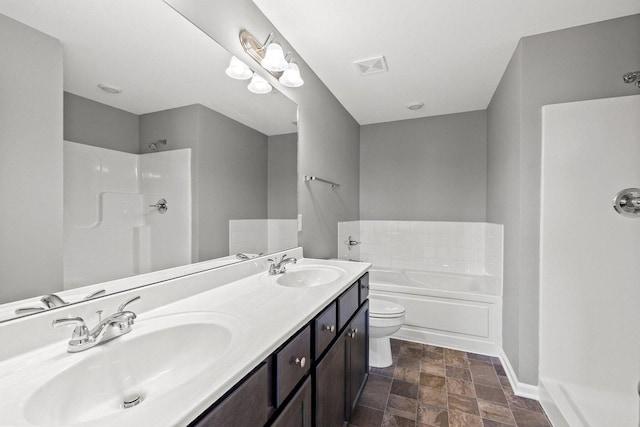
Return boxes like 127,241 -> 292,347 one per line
0,0 -> 298,322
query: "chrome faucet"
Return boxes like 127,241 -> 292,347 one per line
268,254 -> 297,275
41,293 -> 69,308
15,289 -> 106,316
52,296 -> 140,353
236,252 -> 264,260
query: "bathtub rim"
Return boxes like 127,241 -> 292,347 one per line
367,266 -> 503,298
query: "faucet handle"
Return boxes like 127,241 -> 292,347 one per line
118,296 -> 140,313
84,289 -> 106,301
41,294 -> 68,308
52,317 -> 89,342
14,306 -> 46,315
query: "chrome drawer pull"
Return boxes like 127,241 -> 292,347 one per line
295,357 -> 306,368
324,325 -> 335,333
348,328 -> 358,338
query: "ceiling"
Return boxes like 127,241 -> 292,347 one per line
0,0 -> 297,136
253,0 -> 640,125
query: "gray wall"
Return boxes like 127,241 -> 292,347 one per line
197,105 -> 268,260
64,92 -> 140,153
268,133 -> 298,219
360,111 -> 487,221
0,15 -> 63,303
139,104 -> 268,262
165,0 -> 361,259
487,43 -> 523,380
487,14 -> 640,385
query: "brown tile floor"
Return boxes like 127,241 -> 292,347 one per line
350,339 -> 552,427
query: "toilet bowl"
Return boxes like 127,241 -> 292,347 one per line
369,298 -> 405,368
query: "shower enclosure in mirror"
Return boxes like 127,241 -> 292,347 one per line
0,0 -> 298,322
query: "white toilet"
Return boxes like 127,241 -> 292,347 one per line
369,298 -> 406,368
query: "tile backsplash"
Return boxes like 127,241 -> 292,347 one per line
338,221 -> 503,277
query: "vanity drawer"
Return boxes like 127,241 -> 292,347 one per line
275,325 -> 311,406
191,362 -> 270,427
338,282 -> 359,331
359,273 -> 370,305
314,301 -> 337,358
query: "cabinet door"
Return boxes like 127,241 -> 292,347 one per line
190,362 -> 269,427
315,333 -> 347,427
347,302 -> 369,418
275,325 -> 311,406
271,377 -> 312,427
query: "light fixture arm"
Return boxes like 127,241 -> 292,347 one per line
240,29 -> 283,78
238,29 -> 303,88
258,32 -> 275,52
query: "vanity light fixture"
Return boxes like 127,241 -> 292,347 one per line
261,42 -> 288,72
97,83 -> 122,94
225,56 -> 253,80
279,61 -> 304,88
239,29 -> 304,88
247,73 -> 272,94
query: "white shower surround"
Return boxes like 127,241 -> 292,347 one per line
539,95 -> 640,426
63,142 -> 191,289
338,220 -> 504,355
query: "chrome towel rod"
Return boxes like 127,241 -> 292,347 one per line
304,175 -> 340,188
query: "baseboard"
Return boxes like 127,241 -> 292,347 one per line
393,325 -> 500,357
538,380 -> 572,427
498,348 -> 540,400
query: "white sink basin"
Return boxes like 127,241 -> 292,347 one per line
20,311 -> 244,427
275,265 -> 346,287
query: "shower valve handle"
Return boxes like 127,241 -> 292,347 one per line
149,199 -> 168,214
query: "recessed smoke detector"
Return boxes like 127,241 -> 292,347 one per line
98,83 -> 122,94
353,56 -> 388,76
407,102 -> 424,111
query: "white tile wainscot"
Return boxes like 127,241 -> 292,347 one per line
338,220 -> 503,356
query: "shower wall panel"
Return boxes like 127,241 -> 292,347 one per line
539,95 -> 640,426
63,142 -> 191,289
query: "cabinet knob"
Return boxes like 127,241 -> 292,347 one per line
324,324 -> 335,333
348,328 -> 358,338
295,357 -> 306,368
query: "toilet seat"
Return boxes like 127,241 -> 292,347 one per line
369,298 -> 405,318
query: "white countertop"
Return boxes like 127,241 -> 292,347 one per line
0,254 -> 370,426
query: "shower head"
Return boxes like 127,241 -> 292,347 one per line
148,139 -> 167,151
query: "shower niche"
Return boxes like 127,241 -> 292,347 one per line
63,141 -> 191,289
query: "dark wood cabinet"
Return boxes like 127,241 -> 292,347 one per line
313,301 -> 337,358
315,292 -> 370,426
275,325 -> 311,406
190,362 -> 270,427
271,377 -> 312,427
189,272 -> 369,427
347,302 -> 369,418
315,331 -> 347,427
359,273 -> 369,305
338,283 -> 359,331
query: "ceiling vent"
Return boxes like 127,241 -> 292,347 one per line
353,56 -> 388,76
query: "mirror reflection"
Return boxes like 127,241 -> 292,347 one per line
0,0 -> 298,322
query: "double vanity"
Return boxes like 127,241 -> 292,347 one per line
0,248 -> 371,426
